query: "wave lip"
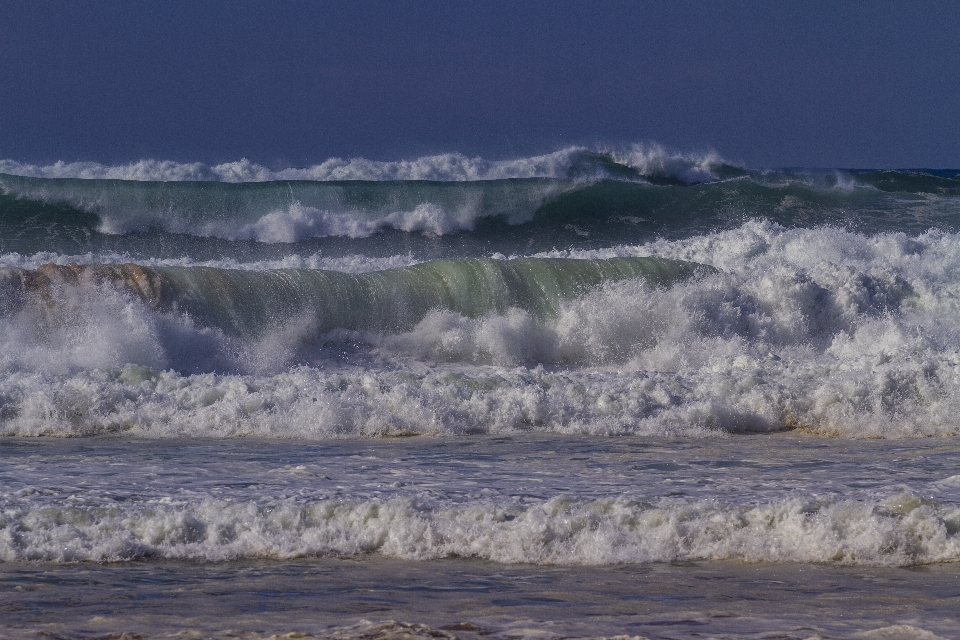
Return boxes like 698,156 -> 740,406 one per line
0,144 -> 729,183
4,163 -> 959,248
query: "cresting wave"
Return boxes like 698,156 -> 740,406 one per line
0,145 -> 726,182
0,173 -> 571,241
2,163 -> 958,245
0,256 -> 705,335
2,492 -> 958,566
2,222 -> 960,438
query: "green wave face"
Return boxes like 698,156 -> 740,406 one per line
0,174 -> 569,234
2,170 -> 960,267
3,169 -> 960,248
5,257 -> 711,337
158,257 -> 712,335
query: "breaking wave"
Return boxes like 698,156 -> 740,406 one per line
0,144 -> 727,183
2,222 -> 960,439
2,492 -> 957,566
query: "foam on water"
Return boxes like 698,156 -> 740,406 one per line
233,202 -> 475,242
2,492 -> 958,565
5,431 -> 959,572
1,222 -> 960,438
0,250 -> 421,273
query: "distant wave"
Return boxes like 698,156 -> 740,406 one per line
0,144 -> 727,183
3,167 -> 959,245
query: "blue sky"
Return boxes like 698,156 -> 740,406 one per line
1,1 -> 958,168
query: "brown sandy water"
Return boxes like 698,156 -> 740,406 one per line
2,557 -> 958,639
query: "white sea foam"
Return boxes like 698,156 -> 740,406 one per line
231,202 -> 478,242
87,202 -> 485,242
3,222 -> 960,438
0,250 -> 420,273
610,143 -> 723,184
0,145 -> 723,183
1,492 -> 957,565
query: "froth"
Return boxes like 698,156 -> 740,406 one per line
0,250 -> 420,273
611,143 -> 723,183
4,223 -> 960,438
2,493 -> 957,565
234,202 -> 476,242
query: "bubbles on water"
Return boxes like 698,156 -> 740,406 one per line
2,491 -> 958,565
2,221 -> 960,438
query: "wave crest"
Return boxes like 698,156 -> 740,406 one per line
2,493 -> 957,565
0,144 -> 727,183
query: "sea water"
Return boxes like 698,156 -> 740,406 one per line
1,146 -> 959,638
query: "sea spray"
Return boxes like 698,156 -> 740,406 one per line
4,222 -> 960,438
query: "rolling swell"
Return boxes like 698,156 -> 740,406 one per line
0,173 -> 570,241
0,146 -> 730,183
1,256 -> 710,336
4,170 -> 960,255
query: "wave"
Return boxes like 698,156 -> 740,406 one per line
0,256 -> 706,337
0,249 -> 421,273
0,144 -> 729,183
3,172 -> 959,249
0,173 -> 568,242
4,223 -> 960,439
2,492 -> 957,565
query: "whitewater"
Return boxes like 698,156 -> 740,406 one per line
2,146 -> 960,639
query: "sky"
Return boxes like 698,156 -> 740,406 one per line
1,1 -> 958,169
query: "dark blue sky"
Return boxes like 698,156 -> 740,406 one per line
2,1 -> 958,168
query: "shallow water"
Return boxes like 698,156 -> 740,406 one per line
3,556 -> 959,638
2,433 -> 959,567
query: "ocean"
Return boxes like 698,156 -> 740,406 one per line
1,146 -> 959,639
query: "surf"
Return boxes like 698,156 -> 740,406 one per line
2,166 -> 958,254
0,256 -> 710,336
